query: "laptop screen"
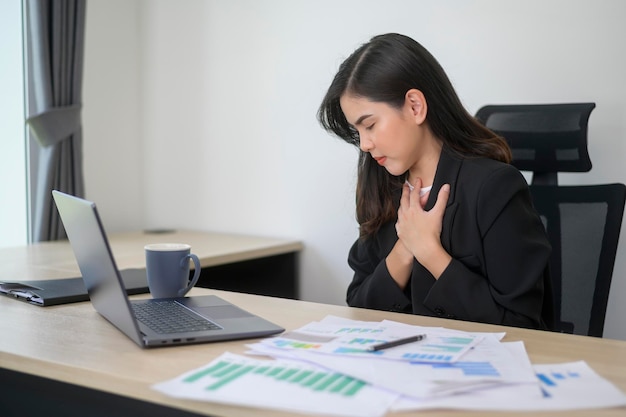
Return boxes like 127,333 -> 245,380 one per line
52,190 -> 144,345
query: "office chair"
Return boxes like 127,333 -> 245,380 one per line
475,103 -> 626,337
475,103 -> 596,185
530,184 -> 626,337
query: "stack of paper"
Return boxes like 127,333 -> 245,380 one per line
153,316 -> 626,417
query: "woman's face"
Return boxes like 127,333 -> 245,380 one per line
339,93 -> 428,177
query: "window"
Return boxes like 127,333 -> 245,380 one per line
0,0 -> 28,248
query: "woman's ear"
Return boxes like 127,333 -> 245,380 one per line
404,89 -> 427,125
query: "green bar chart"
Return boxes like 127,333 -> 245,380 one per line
183,359 -> 367,397
153,352 -> 399,417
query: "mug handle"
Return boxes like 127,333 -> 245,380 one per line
178,253 -> 201,297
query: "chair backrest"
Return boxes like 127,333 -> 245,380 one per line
529,183 -> 626,337
475,103 -> 596,185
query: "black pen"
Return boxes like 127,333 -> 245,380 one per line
367,334 -> 427,352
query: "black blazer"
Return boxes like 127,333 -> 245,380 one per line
347,148 -> 554,330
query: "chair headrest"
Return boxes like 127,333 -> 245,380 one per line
476,103 -> 596,185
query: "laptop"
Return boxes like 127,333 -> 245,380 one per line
52,190 -> 285,348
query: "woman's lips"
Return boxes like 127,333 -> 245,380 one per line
374,156 -> 386,166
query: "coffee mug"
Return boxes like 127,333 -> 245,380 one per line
144,243 -> 201,298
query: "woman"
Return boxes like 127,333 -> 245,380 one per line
317,33 -> 554,330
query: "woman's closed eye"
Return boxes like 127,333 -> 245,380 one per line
365,123 -> 375,131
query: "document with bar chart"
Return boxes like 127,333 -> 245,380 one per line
391,360 -> 626,411
258,317 -> 482,363
154,317 -> 626,414
248,334 -> 537,399
152,352 -> 398,417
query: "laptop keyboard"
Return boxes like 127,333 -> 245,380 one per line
132,300 -> 221,334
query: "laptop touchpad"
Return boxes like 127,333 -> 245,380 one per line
196,305 -> 253,320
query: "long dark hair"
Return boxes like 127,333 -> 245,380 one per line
317,33 -> 511,238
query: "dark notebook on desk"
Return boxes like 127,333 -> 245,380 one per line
51,190 -> 284,348
0,269 -> 148,306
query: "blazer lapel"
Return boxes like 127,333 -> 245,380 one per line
426,147 -> 462,251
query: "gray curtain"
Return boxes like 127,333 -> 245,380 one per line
25,0 -> 87,242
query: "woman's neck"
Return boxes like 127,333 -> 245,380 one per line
406,137 -> 442,187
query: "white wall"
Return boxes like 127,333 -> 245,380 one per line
83,0 -> 626,340
83,0 -> 144,232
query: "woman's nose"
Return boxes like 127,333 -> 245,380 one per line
359,134 -> 374,152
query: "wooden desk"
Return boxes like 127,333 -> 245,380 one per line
1,289 -> 626,417
0,230 -> 304,298
1,233 -> 625,416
